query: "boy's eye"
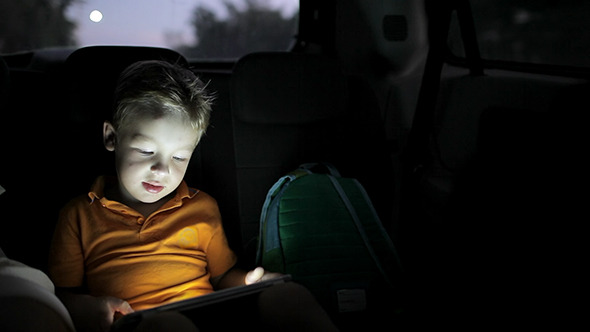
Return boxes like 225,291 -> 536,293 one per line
173,156 -> 188,162
134,148 -> 153,155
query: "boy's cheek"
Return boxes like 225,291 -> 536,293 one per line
116,156 -> 148,175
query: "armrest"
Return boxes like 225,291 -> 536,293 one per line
0,260 -> 75,331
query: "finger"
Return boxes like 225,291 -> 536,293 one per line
116,300 -> 135,315
106,297 -> 134,315
260,272 -> 284,282
245,267 -> 265,285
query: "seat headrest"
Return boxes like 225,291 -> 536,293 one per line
231,52 -> 347,125
65,45 -> 187,74
65,46 -> 188,123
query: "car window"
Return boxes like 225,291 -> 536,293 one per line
448,1 -> 590,68
0,0 -> 299,59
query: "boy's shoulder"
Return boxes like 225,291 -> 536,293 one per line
175,179 -> 217,207
60,192 -> 94,211
57,190 -> 100,221
179,185 -> 220,215
58,176 -> 110,212
185,186 -> 215,203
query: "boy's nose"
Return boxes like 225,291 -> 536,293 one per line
150,161 -> 170,175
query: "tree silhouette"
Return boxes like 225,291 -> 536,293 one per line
450,0 -> 590,66
179,0 -> 298,59
0,0 -> 78,53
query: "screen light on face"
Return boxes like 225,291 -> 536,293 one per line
89,9 -> 103,23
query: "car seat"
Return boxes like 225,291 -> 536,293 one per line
0,248 -> 75,331
0,46 -> 190,271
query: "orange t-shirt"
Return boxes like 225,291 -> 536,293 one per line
48,177 -> 237,311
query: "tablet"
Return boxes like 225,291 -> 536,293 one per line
112,274 -> 291,331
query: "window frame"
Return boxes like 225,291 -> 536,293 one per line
445,1 -> 590,79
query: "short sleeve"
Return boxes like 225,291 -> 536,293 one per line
187,191 -> 237,278
48,200 -> 86,288
206,224 -> 238,278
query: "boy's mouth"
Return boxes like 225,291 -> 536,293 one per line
142,181 -> 164,194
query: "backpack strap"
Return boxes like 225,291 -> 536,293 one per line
326,175 -> 403,286
349,178 -> 405,274
256,169 -> 309,265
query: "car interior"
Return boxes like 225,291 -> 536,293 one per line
0,0 -> 582,330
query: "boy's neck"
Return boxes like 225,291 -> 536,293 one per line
104,180 -> 175,218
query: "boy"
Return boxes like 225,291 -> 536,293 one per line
49,60 -> 337,331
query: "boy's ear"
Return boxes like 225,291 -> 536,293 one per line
103,121 -> 117,151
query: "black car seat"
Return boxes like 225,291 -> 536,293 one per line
0,47 -> 190,270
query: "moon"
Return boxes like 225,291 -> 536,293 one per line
89,10 -> 103,23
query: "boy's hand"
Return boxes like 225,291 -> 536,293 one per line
82,296 -> 134,332
245,267 -> 283,285
102,296 -> 135,322
58,291 -> 134,332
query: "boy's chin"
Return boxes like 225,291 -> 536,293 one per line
130,189 -> 168,204
137,194 -> 167,204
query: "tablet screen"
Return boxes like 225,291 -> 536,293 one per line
112,275 -> 291,331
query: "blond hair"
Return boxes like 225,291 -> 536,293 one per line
112,60 -> 212,135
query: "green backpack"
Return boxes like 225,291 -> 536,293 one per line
256,163 -> 403,313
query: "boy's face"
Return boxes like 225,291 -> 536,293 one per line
104,115 -> 200,204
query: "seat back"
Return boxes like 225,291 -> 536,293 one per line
230,52 -> 394,264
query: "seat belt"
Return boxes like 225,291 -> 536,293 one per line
404,0 -> 483,176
